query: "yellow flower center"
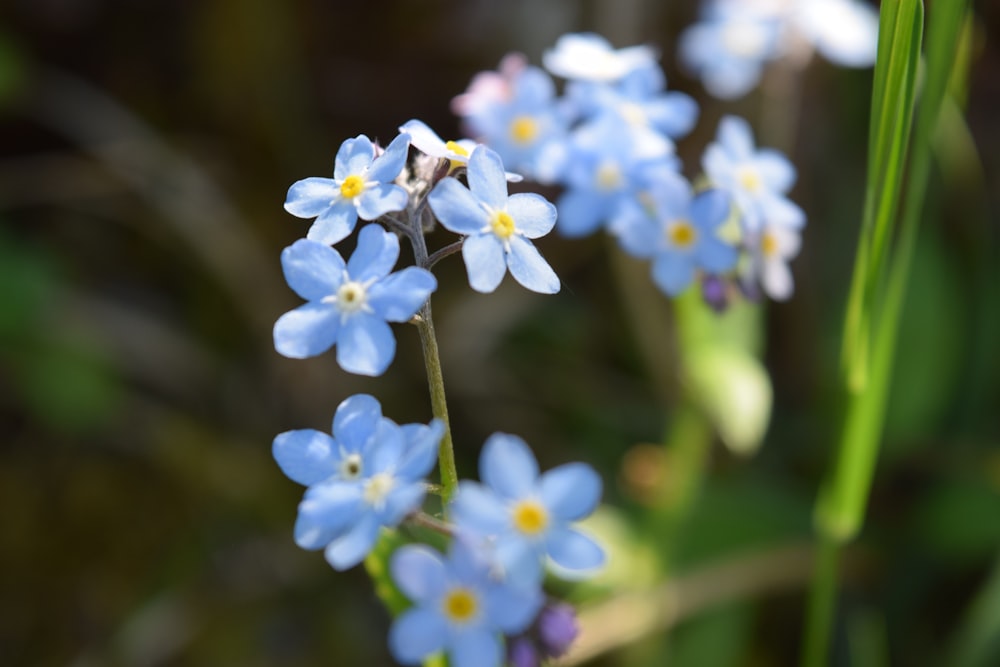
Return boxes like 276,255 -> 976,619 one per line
340,175 -> 365,199
512,499 -> 549,536
595,160 -> 623,191
442,588 -> 479,624
491,210 -> 516,240
738,167 -> 762,193
668,220 -> 698,248
761,231 -> 778,257
509,116 -> 539,144
445,141 -> 470,158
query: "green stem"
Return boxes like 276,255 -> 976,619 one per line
415,304 -> 459,504
801,534 -> 840,667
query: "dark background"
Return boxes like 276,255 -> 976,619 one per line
1,1 -> 998,665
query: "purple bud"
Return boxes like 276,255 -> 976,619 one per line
538,603 -> 579,658
701,275 -> 729,312
509,637 -> 540,667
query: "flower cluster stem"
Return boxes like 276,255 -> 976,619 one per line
415,304 -> 459,505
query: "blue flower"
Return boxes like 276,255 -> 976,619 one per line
450,433 -> 605,587
284,133 -> 411,245
555,114 -> 681,238
388,540 -> 543,667
702,115 -> 805,233
273,224 -> 437,375
273,393 -> 444,570
427,146 -> 560,295
611,172 -> 739,296
542,33 -> 656,83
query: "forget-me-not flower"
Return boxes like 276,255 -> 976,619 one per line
450,433 -> 605,587
747,222 -> 802,301
399,119 -> 524,182
273,393 -> 444,570
702,115 -> 805,233
542,32 -> 657,83
284,133 -> 410,245
273,224 -> 437,375
388,540 -> 543,667
428,146 -> 560,294
612,172 -> 739,296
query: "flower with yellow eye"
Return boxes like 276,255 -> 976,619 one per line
389,541 -> 543,667
451,433 -> 605,587
428,146 -> 560,295
398,119 -> 524,182
273,393 -> 445,571
284,133 -> 411,245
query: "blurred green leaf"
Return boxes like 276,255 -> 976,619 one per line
669,602 -> 751,667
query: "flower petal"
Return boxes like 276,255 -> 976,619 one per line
273,429 -> 338,486
762,256 -> 794,301
332,393 -> 382,453
294,482 -> 363,549
273,302 -> 340,359
306,198 -> 358,245
540,463 -> 602,522
428,178 -> 489,234
336,312 -> 396,376
480,433 -> 539,499
367,418 -> 406,475
280,239 -> 345,302
507,193 -> 556,238
398,420 -> 446,479
389,607 -> 449,665
651,253 -> 695,296
368,132 -> 411,183
689,189 -> 732,231
400,119 -> 448,158
696,236 -> 739,274
381,481 -> 427,525
484,581 -> 544,634
506,235 -> 560,294
467,146 -> 509,210
335,135 -> 375,180
754,149 -> 796,193
347,224 -> 400,282
367,267 -> 437,322
452,628 -> 503,667
391,544 -> 448,603
357,183 -> 408,221
461,233 -> 507,293
717,115 -> 755,159
495,536 -> 543,588
324,512 -> 381,570
284,177 -> 338,218
556,189 -> 609,238
546,526 -> 605,573
451,481 -> 510,536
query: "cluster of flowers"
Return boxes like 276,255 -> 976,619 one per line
680,0 -> 879,99
451,33 -> 807,304
272,127 -> 605,667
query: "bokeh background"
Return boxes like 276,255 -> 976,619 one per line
1,1 -> 998,665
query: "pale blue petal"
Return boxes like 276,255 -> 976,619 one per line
485,583 -> 544,634
546,526 -> 605,573
556,189 -> 609,237
451,482 -> 509,535
357,183 -> 408,220
272,429 -> 337,486
646,92 -> 699,138
398,420 -> 445,479
754,150 -> 796,193
651,253 -> 695,296
347,224 -> 399,282
480,433 -> 539,499
467,146 -> 508,210
332,393 -> 381,453
284,177 -> 338,218
428,178 -> 490,234
759,194 -> 806,229
540,463 -> 602,522
452,628 -> 503,667
448,537 -> 493,585
381,482 -> 426,525
368,132 -> 411,183
336,312 -> 396,376
697,237 -> 739,274
462,234 -> 507,293
335,135 -> 375,180
306,199 -> 358,245
609,207 -> 660,259
400,119 -> 448,157
367,267 -> 437,322
689,189 -> 732,231
273,302 -> 340,359
325,513 -> 380,570
368,418 -> 405,475
391,544 -> 448,602
280,239 -> 345,301
718,116 -> 755,159
294,483 -> 363,549
506,193 -> 556,238
506,236 -> 560,294
388,608 -> 449,665
496,537 -> 543,588
701,144 -> 736,188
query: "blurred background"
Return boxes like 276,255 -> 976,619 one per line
0,1 -> 997,665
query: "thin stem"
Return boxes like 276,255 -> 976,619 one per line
801,534 -> 840,667
407,511 -> 455,537
424,240 -> 464,269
